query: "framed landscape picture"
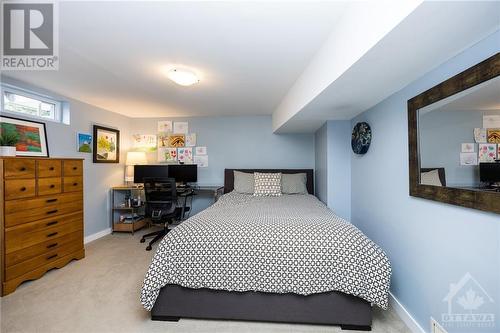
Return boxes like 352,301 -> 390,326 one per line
93,125 -> 120,163
0,115 -> 49,157
77,132 -> 92,153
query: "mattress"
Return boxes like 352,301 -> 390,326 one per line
141,192 -> 391,310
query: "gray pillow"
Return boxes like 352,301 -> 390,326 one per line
281,173 -> 308,194
233,171 -> 254,194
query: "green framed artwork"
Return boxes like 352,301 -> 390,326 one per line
93,125 -> 120,163
77,132 -> 92,153
0,115 -> 49,157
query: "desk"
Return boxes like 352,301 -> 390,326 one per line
111,185 -> 224,232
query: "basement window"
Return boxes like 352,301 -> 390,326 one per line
1,85 -> 67,123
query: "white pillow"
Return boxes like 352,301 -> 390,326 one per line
254,172 -> 282,196
421,169 -> 442,186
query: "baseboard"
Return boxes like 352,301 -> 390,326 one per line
389,291 -> 427,333
84,228 -> 112,244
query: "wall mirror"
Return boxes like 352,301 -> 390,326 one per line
408,53 -> 500,214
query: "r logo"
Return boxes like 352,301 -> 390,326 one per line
3,3 -> 54,56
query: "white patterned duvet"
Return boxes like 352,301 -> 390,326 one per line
141,192 -> 391,310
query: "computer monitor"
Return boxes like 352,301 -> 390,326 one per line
134,165 -> 169,184
480,162 -> 500,184
167,164 -> 197,185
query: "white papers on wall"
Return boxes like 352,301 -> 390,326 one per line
461,143 -> 475,153
194,155 -> 208,167
483,115 -> 500,128
132,134 -> 157,152
460,152 -> 478,166
474,128 -> 487,143
158,121 -> 173,133
186,133 -> 196,147
177,147 -> 193,164
158,148 -> 177,162
195,146 -> 207,155
479,144 -> 497,162
173,122 -> 189,134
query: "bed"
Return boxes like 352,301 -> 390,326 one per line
141,169 -> 391,331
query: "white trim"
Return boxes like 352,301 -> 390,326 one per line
84,228 -> 112,244
389,291 -> 427,333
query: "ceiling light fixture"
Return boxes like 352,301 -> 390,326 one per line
166,68 -> 200,86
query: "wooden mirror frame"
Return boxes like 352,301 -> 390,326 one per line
408,52 -> 500,214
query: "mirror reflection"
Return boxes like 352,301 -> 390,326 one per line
418,76 -> 500,191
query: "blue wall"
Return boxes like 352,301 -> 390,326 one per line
314,120 -> 351,220
131,116 -> 315,214
314,123 -> 328,203
350,30 -> 500,333
327,121 -> 351,221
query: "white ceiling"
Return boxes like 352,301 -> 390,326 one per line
2,1 -> 348,118
274,1 -> 500,133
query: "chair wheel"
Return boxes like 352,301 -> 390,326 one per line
140,238 -> 145,243
146,245 -> 152,251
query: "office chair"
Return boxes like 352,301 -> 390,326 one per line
140,177 -> 178,251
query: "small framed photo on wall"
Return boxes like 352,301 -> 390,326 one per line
77,132 -> 92,153
93,125 -> 120,163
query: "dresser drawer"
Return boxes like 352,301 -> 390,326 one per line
5,240 -> 83,281
37,159 -> 62,178
4,159 -> 36,179
5,230 -> 83,267
63,160 -> 83,176
4,192 -> 83,227
5,213 -> 83,253
64,176 -> 83,192
37,177 -> 62,196
5,179 -> 36,200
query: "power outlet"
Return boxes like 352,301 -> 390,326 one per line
430,317 -> 448,333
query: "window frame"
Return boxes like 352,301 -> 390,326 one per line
0,84 -> 63,123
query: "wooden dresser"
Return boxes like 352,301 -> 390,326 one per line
0,157 -> 84,296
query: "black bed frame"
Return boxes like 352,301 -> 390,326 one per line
151,169 -> 373,331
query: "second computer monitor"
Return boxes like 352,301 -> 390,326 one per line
168,164 -> 197,184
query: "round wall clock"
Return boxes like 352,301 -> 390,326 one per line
351,122 -> 372,155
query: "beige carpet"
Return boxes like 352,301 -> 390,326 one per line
1,229 -> 410,333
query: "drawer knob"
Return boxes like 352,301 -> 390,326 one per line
49,167 -> 55,171
20,167 -> 26,171
46,221 -> 58,226
47,243 -> 58,249
50,184 -> 55,188
47,232 -> 58,237
73,182 -> 78,186
46,198 -> 58,203
46,209 -> 58,215
73,167 -> 77,170
47,254 -> 58,260
20,187 -> 26,192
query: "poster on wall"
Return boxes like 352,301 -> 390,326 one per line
77,133 -> 92,153
487,129 -> 500,143
186,133 -> 196,147
158,148 -> 177,162
93,125 -> 119,163
158,121 -> 173,133
483,115 -> 500,128
157,133 -> 169,148
460,152 -> 478,166
0,115 -> 49,157
478,143 -> 497,162
195,146 -> 207,155
132,134 -> 157,152
177,147 -> 193,164
474,128 -> 487,143
194,155 -> 208,167
173,122 -> 189,134
168,134 -> 185,148
461,143 -> 475,153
